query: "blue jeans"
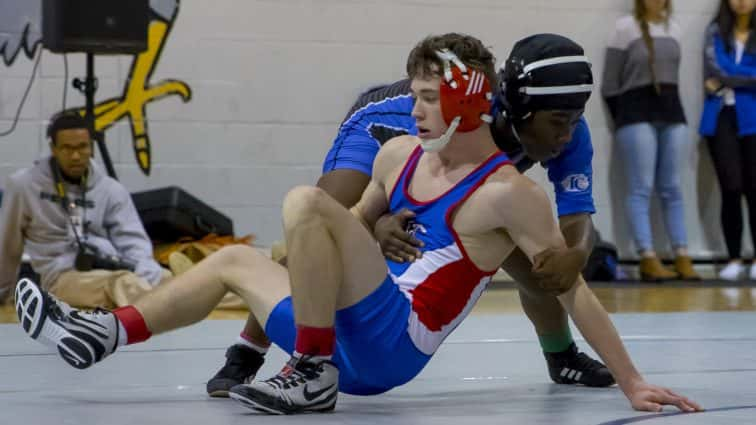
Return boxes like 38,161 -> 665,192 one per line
615,122 -> 689,252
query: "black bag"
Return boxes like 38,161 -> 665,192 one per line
131,186 -> 233,243
582,232 -> 623,281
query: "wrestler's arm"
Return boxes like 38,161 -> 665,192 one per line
493,175 -> 701,412
350,136 -> 415,233
350,181 -> 387,233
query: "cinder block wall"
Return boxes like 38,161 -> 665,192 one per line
0,0 -> 730,259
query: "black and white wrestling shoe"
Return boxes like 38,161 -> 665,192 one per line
15,277 -> 119,369
206,344 -> 266,397
229,355 -> 339,414
545,342 -> 615,387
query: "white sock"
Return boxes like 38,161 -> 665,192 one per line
116,320 -> 128,347
294,350 -> 332,362
236,333 -> 269,354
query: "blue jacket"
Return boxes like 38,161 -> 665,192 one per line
699,23 -> 756,137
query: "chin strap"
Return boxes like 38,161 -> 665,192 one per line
420,117 -> 460,153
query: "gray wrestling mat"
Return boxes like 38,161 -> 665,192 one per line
2,312 -> 755,425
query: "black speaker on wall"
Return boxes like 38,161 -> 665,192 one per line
42,0 -> 149,54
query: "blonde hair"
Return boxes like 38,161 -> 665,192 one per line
634,0 -> 672,94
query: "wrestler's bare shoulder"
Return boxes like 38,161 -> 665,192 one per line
379,135 -> 419,159
470,164 -> 549,210
374,135 -> 420,177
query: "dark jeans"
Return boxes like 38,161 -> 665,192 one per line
706,106 -> 756,259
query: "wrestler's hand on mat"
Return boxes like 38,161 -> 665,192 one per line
626,380 -> 703,412
375,209 -> 424,263
531,246 -> 587,294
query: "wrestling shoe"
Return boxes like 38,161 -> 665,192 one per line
206,344 -> 265,397
545,342 -> 615,387
229,355 -> 338,414
15,277 -> 118,369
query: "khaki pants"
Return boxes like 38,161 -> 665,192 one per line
49,269 -> 247,310
50,269 -> 163,309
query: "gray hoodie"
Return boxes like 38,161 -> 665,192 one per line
0,156 -> 163,300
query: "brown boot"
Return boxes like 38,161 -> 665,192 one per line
639,257 -> 677,282
674,256 -> 701,280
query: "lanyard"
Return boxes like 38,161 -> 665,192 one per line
49,157 -> 89,236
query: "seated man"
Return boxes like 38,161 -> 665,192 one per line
0,112 -> 167,308
15,33 -> 700,415
207,33 -> 611,396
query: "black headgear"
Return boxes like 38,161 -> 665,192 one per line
497,34 -> 593,121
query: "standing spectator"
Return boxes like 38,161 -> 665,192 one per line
602,0 -> 699,281
700,0 -> 756,281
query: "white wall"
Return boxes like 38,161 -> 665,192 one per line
0,0 -> 733,258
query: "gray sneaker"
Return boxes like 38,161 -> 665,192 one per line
15,277 -> 119,369
229,355 -> 338,414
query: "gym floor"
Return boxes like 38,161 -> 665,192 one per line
2,282 -> 755,424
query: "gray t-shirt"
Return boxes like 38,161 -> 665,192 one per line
601,15 -> 683,98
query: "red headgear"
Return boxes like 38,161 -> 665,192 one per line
437,48 -> 493,132
419,49 -> 493,153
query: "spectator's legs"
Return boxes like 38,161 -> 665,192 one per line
707,108 -> 744,260
49,270 -> 152,309
742,134 -> 756,261
616,122 -> 676,280
616,122 -> 657,254
707,107 -> 746,280
655,123 -> 699,279
655,123 -> 688,251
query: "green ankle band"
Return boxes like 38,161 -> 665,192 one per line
538,328 -> 573,353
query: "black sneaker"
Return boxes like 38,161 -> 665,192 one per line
206,344 -> 265,397
15,277 -> 118,369
229,355 -> 338,415
544,342 -> 615,387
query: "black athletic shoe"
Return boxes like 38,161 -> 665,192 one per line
229,355 -> 338,415
206,344 -> 265,397
544,342 -> 615,387
15,277 -> 118,369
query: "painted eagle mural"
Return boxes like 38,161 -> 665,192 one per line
0,0 -> 192,175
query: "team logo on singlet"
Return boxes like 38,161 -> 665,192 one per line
404,219 -> 427,238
